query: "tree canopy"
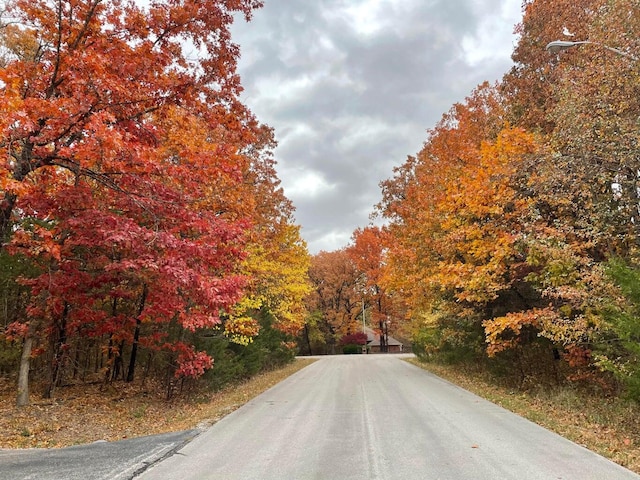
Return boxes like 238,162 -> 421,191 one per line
345,0 -> 640,395
0,0 -> 309,405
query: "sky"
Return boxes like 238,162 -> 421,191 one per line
231,0 -> 524,254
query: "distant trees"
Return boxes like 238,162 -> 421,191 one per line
299,229 -> 398,355
301,250 -> 360,354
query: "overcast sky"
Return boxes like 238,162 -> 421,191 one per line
231,0 -> 523,254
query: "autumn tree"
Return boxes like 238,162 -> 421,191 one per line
544,2 -> 640,257
377,83 -> 506,330
501,0 -> 602,132
0,0 -> 262,242
305,250 -> 362,354
230,123 -> 311,345
0,0 -> 312,405
348,226 -> 397,350
377,81 -> 585,375
498,0 -> 640,385
375,0 -> 640,389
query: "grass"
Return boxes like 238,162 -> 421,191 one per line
0,358 -> 315,449
407,358 -> 640,474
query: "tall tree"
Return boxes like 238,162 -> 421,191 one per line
501,0 -> 601,132
0,0 -> 276,405
348,226 -> 396,347
377,83 -> 505,320
0,0 -> 262,243
543,0 -> 640,257
306,250 -> 361,353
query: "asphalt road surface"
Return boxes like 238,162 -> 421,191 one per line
0,429 -> 197,480
138,355 -> 640,480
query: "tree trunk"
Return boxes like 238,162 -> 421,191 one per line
379,320 -> 387,353
304,324 -> 313,355
2,142 -> 37,247
17,335 -> 33,407
112,341 -> 125,381
104,334 -> 114,383
142,350 -> 154,387
104,298 -> 118,383
0,192 -> 17,247
126,318 -> 141,382
44,301 -> 69,398
126,284 -> 147,383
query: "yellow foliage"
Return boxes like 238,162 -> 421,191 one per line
224,316 -> 260,346
238,223 -> 311,336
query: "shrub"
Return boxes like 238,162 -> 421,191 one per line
342,344 -> 362,354
200,308 -> 296,391
597,258 -> 640,400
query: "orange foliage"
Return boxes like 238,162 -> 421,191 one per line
307,250 -> 361,338
484,308 -> 556,357
0,0 -> 309,403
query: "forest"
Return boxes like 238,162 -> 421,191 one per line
0,0 -> 310,406
3,0 -> 640,411
302,0 -> 640,401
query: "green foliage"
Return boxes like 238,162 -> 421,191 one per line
0,250 -> 38,328
0,336 -> 21,375
201,308 -> 296,391
296,310 -> 331,355
412,313 -> 485,365
0,250 -> 39,376
598,258 -> 640,400
342,345 -> 362,354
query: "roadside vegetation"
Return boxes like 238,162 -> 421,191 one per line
0,0 -> 310,408
0,358 -> 315,449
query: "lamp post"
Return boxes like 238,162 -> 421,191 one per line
546,40 -> 638,61
384,318 -> 390,354
362,300 -> 367,354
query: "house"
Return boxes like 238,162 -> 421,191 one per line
363,326 -> 403,353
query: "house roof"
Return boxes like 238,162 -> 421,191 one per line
363,326 -> 403,347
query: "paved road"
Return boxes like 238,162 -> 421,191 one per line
138,355 -> 640,480
0,430 -> 197,480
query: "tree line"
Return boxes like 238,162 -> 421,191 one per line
302,0 -> 640,399
0,0 -> 310,406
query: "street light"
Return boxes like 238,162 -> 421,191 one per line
384,318 -> 390,354
546,40 -> 638,61
362,300 -> 367,354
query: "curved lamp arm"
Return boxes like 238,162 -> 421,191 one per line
546,40 -> 638,61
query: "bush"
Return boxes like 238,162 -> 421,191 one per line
200,308 -> 296,391
597,258 -> 640,400
342,344 -> 362,354
0,337 -> 21,376
412,314 -> 485,365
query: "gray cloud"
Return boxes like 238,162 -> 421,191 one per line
232,0 -> 522,253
